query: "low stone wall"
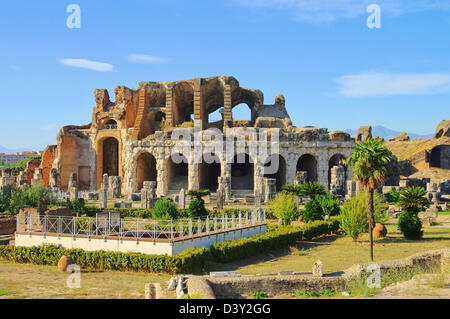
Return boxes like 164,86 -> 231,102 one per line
187,249 -> 450,299
0,215 -> 16,235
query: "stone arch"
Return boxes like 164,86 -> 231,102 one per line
102,137 -> 119,177
296,154 -> 318,182
199,153 -> 221,191
430,145 -> 450,169
263,154 -> 286,191
167,153 -> 189,191
172,81 -> 194,127
136,152 -> 157,190
231,153 -> 254,190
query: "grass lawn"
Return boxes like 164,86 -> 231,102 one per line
0,218 -> 449,299
205,221 -> 450,275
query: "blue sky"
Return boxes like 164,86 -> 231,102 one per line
1,0 -> 450,150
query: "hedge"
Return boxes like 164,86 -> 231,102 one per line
210,218 -> 340,263
0,245 -> 208,274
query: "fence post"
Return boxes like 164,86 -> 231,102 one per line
206,217 -> 210,235
197,218 -> 201,235
170,220 -> 174,240
214,216 -> 217,232
58,216 -> 62,235
179,220 -> 183,239
189,219 -> 193,237
221,214 -> 225,231
238,212 -> 242,228
232,214 -> 235,229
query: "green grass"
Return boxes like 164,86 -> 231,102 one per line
248,290 -> 268,299
294,288 -> 335,298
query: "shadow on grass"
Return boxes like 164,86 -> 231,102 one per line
203,234 -> 341,274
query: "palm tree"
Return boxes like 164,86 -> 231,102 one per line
281,184 -> 302,196
346,138 -> 392,261
396,187 -> 430,214
299,182 -> 326,200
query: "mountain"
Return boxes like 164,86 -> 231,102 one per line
0,145 -> 33,154
344,126 -> 433,140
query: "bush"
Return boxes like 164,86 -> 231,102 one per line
270,192 -> 298,226
0,183 -> 52,214
301,199 -> 324,223
396,187 -> 429,214
299,182 -> 326,199
152,198 -> 178,220
188,198 -> 208,218
339,195 -> 368,241
210,219 -> 340,263
281,184 -> 302,196
0,245 -> 208,274
385,189 -> 400,203
316,193 -> 340,217
398,211 -> 423,240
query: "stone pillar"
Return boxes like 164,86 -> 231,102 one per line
254,159 -> 264,197
329,165 -> 346,195
223,84 -> 232,129
216,184 -> 224,211
49,168 -> 61,190
100,173 -> 108,208
218,176 -> 231,200
188,163 -> 199,191
294,171 -> 307,186
263,178 -> 276,203
156,156 -> 167,197
165,85 -> 174,127
108,176 -> 122,199
68,172 -> 78,201
141,181 -> 157,209
178,188 -> 185,209
317,156 -> 328,189
285,156 -> 297,185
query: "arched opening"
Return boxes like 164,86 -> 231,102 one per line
199,153 -> 221,191
430,145 -> 450,169
207,107 -> 223,130
147,110 -> 166,134
167,154 -> 188,191
263,154 -> 286,191
173,82 -> 194,127
136,153 -> 157,190
232,103 -> 252,121
231,153 -> 254,190
102,137 -> 119,176
328,154 -> 347,193
102,119 -> 118,130
296,154 -> 317,182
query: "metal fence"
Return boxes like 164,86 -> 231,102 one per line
16,210 -> 266,242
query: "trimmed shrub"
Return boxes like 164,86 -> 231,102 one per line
188,198 -> 208,218
301,199 -> 324,223
398,211 -> 423,240
270,192 -> 298,226
152,198 -> 178,220
0,245 -> 208,274
210,219 -> 340,263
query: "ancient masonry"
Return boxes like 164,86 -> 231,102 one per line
22,76 -> 356,200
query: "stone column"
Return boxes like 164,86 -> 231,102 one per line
317,155 -> 328,189
156,156 -> 167,197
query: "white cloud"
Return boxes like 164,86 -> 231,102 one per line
335,71 -> 450,97
128,54 -> 168,64
59,58 -> 113,72
234,0 -> 450,23
42,124 -> 57,130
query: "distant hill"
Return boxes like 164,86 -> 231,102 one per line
0,145 -> 33,154
345,126 -> 433,140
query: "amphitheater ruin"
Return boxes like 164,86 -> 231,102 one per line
14,76 -> 355,204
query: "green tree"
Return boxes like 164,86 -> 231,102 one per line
339,195 -> 368,241
301,199 -> 324,223
270,192 -> 298,226
152,198 -> 178,220
316,193 -> 340,217
346,138 -> 392,261
299,182 -> 326,200
396,187 -> 429,214
396,187 -> 429,240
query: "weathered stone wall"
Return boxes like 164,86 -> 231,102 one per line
0,215 -> 16,235
40,145 -> 57,187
